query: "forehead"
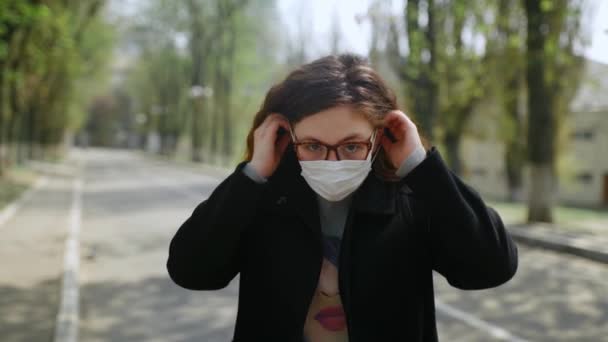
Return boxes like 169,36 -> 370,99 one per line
292,105 -> 373,142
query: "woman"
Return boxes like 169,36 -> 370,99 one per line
167,53 -> 519,342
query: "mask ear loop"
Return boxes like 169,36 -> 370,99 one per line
289,125 -> 300,160
288,125 -> 297,142
370,129 -> 381,164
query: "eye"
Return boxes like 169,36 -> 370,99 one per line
305,143 -> 322,152
343,144 -> 361,153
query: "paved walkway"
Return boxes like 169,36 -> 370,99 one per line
0,161 -> 78,342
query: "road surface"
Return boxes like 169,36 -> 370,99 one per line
1,148 -> 606,341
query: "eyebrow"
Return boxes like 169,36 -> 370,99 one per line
298,133 -> 367,144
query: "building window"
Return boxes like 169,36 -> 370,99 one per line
571,129 -> 594,140
471,168 -> 487,177
576,172 -> 593,184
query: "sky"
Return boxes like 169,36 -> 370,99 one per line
278,0 -> 608,64
109,0 -> 608,64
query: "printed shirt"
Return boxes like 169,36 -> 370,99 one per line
302,193 -> 353,342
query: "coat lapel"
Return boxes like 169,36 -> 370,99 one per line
266,147 -> 414,339
267,145 -> 322,237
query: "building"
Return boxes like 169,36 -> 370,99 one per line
461,59 -> 608,208
563,59 -> 608,207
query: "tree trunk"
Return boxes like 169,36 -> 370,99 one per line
187,0 -> 207,163
527,164 -> 556,221
0,69 -> 6,177
404,0 -> 438,142
210,30 -> 224,161
504,79 -> 525,202
524,0 -> 555,222
444,131 -> 462,176
505,139 -> 525,201
191,98 -> 204,162
424,0 -> 438,142
221,14 -> 236,160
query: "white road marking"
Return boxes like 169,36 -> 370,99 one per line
0,176 -> 48,228
54,177 -> 83,342
435,298 -> 530,342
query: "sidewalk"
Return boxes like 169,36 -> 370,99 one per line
0,158 -> 79,342
507,222 -> 608,264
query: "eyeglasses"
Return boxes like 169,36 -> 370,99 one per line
290,129 -> 377,161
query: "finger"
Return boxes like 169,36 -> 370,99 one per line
392,110 -> 418,130
263,114 -> 288,133
383,119 -> 407,140
259,114 -> 284,137
392,109 -> 412,121
276,132 -> 291,155
381,136 -> 393,151
269,112 -> 289,120
266,118 -> 290,142
276,121 -> 292,142
256,117 -> 271,137
381,127 -> 398,143
273,123 -> 292,160
267,112 -> 290,125
383,120 -> 405,137
384,110 -> 407,126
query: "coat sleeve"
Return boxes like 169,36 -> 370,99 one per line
166,160 -> 266,290
400,146 -> 519,290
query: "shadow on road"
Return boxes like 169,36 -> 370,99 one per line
80,275 -> 240,342
435,246 -> 608,341
0,278 -> 61,342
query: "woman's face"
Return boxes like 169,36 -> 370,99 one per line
291,105 -> 380,161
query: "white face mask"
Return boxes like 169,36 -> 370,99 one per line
290,128 -> 380,202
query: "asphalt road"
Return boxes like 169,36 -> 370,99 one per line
1,148 -> 607,342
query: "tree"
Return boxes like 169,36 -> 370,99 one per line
436,0 -> 489,175
387,0 -> 440,142
0,0 -> 112,173
186,0 -> 208,162
121,0 -> 281,165
522,0 -> 585,222
386,0 -> 492,175
488,0 -> 527,201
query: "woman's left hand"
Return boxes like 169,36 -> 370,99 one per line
379,110 -> 424,169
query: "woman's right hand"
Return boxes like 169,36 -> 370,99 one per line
249,113 -> 292,179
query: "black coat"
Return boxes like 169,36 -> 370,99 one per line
166,145 -> 519,342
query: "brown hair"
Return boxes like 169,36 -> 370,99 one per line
244,53 -> 430,181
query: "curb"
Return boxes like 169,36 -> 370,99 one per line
53,154 -> 84,342
53,178 -> 83,342
507,223 -> 608,264
0,175 -> 47,228
0,156 -> 79,227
